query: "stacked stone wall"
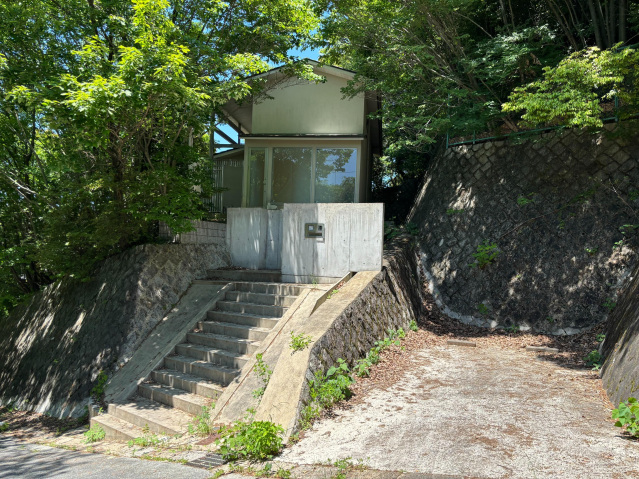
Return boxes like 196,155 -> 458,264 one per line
409,122 -> 639,334
0,243 -> 230,417
295,238 -> 423,430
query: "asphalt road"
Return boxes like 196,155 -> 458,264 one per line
0,437 -> 212,479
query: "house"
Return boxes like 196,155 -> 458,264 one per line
212,60 -> 382,212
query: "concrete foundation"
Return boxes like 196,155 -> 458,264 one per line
226,204 -> 384,283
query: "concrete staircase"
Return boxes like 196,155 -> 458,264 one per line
92,273 -> 303,441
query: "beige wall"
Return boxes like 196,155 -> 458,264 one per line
252,74 -> 365,135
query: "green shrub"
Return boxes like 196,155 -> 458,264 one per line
252,353 -> 273,399
90,371 -> 108,402
84,424 -> 106,443
309,359 -> 354,409
188,405 -> 215,436
409,320 -> 418,332
289,331 -> 313,352
216,418 -> 284,461
584,350 -> 602,370
127,433 -> 161,447
612,398 -> 639,437
469,241 -> 499,269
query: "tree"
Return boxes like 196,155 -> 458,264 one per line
0,0 -> 319,313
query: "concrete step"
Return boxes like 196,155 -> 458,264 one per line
164,353 -> 240,385
233,281 -> 305,296
207,269 -> 282,283
151,369 -> 225,399
108,397 -> 193,436
137,383 -> 213,416
186,331 -> 260,355
215,300 -> 287,318
91,414 -> 145,442
174,343 -> 250,369
197,321 -> 271,341
205,310 -> 279,329
224,291 -> 298,307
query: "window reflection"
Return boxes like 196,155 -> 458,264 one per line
272,147 -> 312,204
247,148 -> 265,207
315,148 -> 356,203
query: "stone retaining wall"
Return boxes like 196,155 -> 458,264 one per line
0,243 -> 230,418
409,122 -> 639,334
159,220 -> 226,245
295,238 -> 424,430
602,262 -> 639,405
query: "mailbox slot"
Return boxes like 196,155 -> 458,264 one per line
304,223 -> 325,239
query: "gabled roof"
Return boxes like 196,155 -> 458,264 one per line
219,59 -> 357,135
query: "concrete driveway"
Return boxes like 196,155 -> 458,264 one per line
279,343 -> 639,479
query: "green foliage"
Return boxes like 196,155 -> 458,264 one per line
252,353 -> 273,399
603,299 -> 617,311
409,319 -> 419,332
612,398 -> 639,437
596,334 -> 606,343
0,0 -> 319,312
584,350 -> 603,369
216,414 -> 284,461
585,247 -> 599,256
504,46 -> 639,128
310,359 -> 354,409
127,433 -> 161,447
470,241 -> 500,269
187,405 -> 215,436
505,324 -> 520,334
290,331 -> 313,352
517,194 -> 536,206
90,371 -> 108,402
84,424 -> 106,443
0,422 -> 8,433
477,303 -> 489,315
446,208 -> 464,215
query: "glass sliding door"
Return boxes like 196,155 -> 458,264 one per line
271,147 -> 312,204
247,148 -> 266,207
315,148 -> 357,203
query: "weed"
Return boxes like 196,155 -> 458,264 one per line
614,239 -> 625,250
469,240 -> 499,269
290,331 -> 313,352
84,424 -> 106,443
477,303 -> 489,315
127,433 -> 161,447
620,224 -> 639,235
596,334 -> 606,343
546,316 -> 555,323
0,422 -> 8,433
630,190 -> 639,202
505,324 -> 520,334
517,193 -> 536,206
612,398 -> 639,437
216,417 -> 284,461
90,371 -> 108,403
210,470 -> 225,479
275,467 -> 292,478
584,350 -> 603,370
309,359 -> 354,409
603,299 -> 617,311
327,289 -> 339,299
188,405 -> 215,436
252,353 -> 273,399
585,247 -> 598,255
409,319 -> 418,332
446,208 -> 464,215
354,357 -> 372,378
405,222 -> 419,236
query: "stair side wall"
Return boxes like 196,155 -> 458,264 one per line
0,243 -> 230,418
